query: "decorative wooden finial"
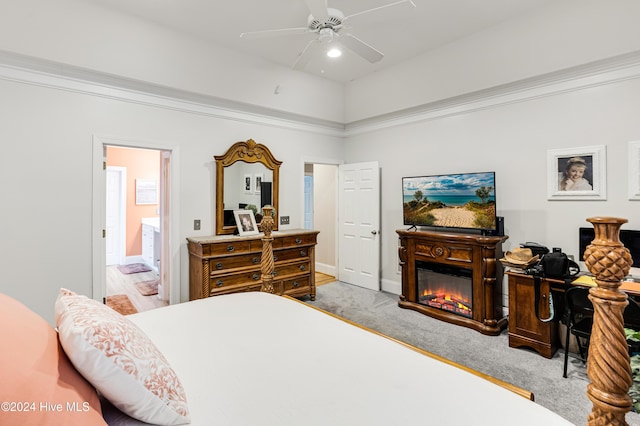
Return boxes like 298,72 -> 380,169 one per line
260,206 -> 276,294
583,217 -> 633,425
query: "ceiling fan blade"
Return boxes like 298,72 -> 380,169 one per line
293,39 -> 321,70
240,27 -> 309,39
303,0 -> 328,20
340,34 -> 384,63
344,0 -> 416,21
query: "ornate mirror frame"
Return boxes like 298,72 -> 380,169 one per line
215,139 -> 281,235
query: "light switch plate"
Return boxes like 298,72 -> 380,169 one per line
194,219 -> 201,230
280,216 -> 290,225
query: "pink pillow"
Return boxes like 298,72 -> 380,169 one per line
0,293 -> 106,425
55,289 -> 190,425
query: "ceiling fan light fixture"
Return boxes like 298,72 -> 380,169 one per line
318,27 -> 335,43
327,48 -> 342,58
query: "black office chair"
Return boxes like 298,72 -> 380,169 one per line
563,286 -> 594,378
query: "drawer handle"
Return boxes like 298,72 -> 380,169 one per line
252,273 -> 260,280
273,271 -> 278,277
300,250 -> 307,256
273,255 -> 278,261
215,280 -> 224,287
216,262 -> 223,270
226,245 -> 235,252
252,257 -> 260,264
299,265 -> 306,271
295,238 -> 302,244
292,281 -> 300,288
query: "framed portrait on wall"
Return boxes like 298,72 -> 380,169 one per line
547,145 -> 606,200
254,173 -> 263,194
234,209 -> 259,236
629,141 -> 640,200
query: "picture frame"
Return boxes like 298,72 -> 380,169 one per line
135,178 -> 158,205
243,174 -> 252,194
234,209 -> 259,236
547,145 -> 607,200
629,141 -> 640,200
254,173 -> 263,194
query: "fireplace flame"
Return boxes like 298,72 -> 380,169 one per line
420,288 -> 472,318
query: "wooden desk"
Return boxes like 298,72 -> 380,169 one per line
506,271 -> 565,358
573,274 -> 640,297
507,271 -> 640,358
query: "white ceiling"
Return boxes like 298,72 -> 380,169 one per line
85,0 -> 557,84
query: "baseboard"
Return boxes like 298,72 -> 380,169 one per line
315,262 -> 336,277
381,278 -> 401,295
122,255 -> 145,265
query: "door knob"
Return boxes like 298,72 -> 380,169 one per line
371,230 -> 378,235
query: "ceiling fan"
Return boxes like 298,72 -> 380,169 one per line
240,0 -> 416,70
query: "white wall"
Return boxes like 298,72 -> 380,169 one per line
2,0 -> 640,323
0,75 -> 342,324
313,164 -> 338,276
343,76 -> 640,295
0,0 -> 345,123
345,0 -> 640,122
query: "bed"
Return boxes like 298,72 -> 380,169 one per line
1,288 -> 572,426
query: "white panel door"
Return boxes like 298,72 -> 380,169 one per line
338,162 -> 380,291
105,167 -> 126,266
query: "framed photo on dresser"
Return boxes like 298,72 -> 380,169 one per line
234,210 -> 259,236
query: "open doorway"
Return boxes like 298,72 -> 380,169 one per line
105,146 -> 168,313
93,136 -> 181,313
304,162 -> 338,280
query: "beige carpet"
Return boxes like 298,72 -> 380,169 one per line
106,294 -> 138,315
135,279 -> 159,296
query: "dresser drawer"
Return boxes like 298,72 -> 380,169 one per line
281,234 -> 316,247
273,260 -> 310,279
273,247 -> 310,263
209,270 -> 262,295
282,276 -> 310,292
209,253 -> 261,272
207,240 -> 253,256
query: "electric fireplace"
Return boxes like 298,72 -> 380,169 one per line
397,229 -> 508,335
416,261 -> 473,319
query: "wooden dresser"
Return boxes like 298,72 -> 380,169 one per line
187,229 -> 319,301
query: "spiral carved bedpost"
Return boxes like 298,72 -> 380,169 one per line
583,217 -> 633,425
260,206 -> 276,294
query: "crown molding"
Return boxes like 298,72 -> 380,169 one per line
1,49 -> 639,138
0,50 -> 345,137
344,50 -> 640,136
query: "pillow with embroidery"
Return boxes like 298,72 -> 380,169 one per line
55,289 -> 190,425
0,293 -> 106,425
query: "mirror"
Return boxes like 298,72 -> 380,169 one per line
215,139 -> 281,235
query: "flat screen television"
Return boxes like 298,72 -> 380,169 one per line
402,171 -> 497,232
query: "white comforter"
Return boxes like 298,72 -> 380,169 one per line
102,292 -> 572,425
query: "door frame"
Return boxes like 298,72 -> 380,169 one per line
92,135 -> 181,305
105,166 -> 127,266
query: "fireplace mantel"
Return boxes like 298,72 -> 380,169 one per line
397,229 -> 508,335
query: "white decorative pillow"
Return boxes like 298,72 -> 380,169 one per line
55,289 -> 190,425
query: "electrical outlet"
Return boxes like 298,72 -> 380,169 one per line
194,219 -> 201,230
280,216 -> 290,225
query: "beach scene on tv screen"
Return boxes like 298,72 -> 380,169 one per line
403,172 -> 496,230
